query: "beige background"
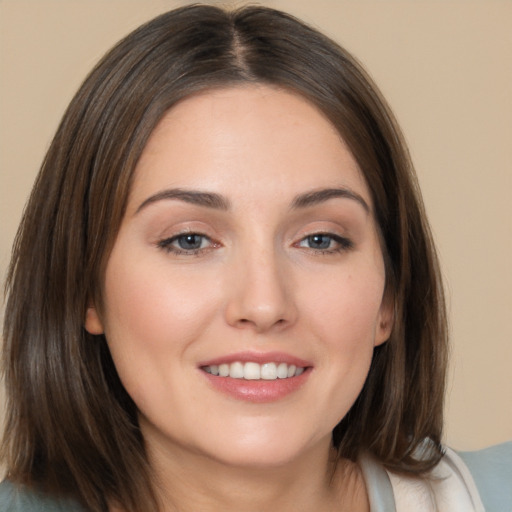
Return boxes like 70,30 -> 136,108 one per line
1,0 -> 511,452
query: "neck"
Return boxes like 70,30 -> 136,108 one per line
143,436 -> 368,512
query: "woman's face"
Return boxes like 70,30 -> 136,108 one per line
86,85 -> 392,469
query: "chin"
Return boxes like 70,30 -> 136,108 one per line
195,424 -> 330,470
207,445 -> 310,470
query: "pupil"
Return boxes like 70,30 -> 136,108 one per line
309,235 -> 330,249
179,234 -> 201,250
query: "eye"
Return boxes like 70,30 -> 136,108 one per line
157,233 -> 214,254
297,233 -> 353,253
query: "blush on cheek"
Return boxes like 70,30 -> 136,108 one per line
309,280 -> 384,336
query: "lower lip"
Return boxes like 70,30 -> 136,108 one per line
201,369 -> 311,403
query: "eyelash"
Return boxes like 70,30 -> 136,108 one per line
295,233 -> 353,254
157,233 -> 217,256
157,232 -> 353,256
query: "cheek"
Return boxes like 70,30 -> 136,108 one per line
104,249 -> 217,333
300,266 -> 385,415
304,269 -> 385,343
315,278 -> 382,379
100,251 -> 222,388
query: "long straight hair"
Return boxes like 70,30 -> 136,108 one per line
2,5 -> 448,511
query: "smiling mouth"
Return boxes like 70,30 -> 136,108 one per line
201,362 -> 306,380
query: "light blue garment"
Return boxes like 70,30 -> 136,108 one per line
360,441 -> 512,511
458,442 -> 512,512
1,442 -> 511,511
0,480 -> 84,511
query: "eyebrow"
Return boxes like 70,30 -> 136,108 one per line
291,187 -> 370,213
136,188 -> 230,214
135,186 -> 369,214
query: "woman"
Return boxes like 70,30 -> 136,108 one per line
1,4 -> 510,512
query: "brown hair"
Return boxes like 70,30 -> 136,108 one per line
2,4 -> 448,511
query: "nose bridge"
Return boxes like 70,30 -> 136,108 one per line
225,237 -> 296,332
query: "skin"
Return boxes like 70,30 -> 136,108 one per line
86,85 -> 393,511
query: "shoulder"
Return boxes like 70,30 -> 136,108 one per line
0,479 -> 85,512
360,441 -> 512,512
387,442 -> 512,512
456,441 -> 512,512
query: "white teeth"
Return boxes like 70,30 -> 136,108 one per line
277,362 -> 288,379
219,363 -> 229,377
261,362 -> 277,380
230,361 -> 244,379
244,362 -> 260,380
203,361 -> 306,380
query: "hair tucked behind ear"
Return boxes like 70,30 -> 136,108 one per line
2,4 -> 447,511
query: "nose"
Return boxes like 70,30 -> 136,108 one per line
224,246 -> 298,333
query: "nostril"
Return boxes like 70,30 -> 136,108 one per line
234,316 -> 287,331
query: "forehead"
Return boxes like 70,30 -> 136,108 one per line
128,85 -> 371,211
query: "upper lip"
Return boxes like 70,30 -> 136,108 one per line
198,351 -> 312,368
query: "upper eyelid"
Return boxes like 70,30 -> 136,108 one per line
153,217 -> 355,242
157,233 -> 351,255
157,233 -> 217,255
161,232 -> 213,244
157,226 -> 214,242
156,227 -> 351,242
296,232 -> 352,245
291,227 -> 351,242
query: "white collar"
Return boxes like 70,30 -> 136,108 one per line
359,446 -> 485,512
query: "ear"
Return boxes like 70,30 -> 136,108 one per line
85,305 -> 104,335
374,292 -> 394,347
